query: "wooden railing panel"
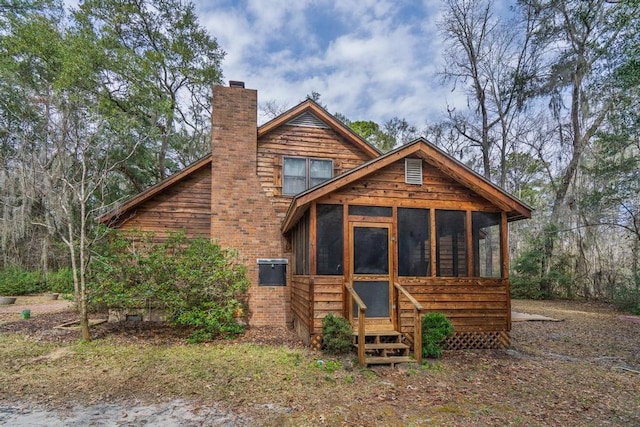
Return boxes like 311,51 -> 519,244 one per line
394,282 -> 423,364
345,282 -> 367,366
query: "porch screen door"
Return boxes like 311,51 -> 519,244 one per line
350,222 -> 393,330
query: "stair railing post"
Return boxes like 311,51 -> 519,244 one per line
358,306 -> 366,366
414,307 -> 422,364
394,282 -> 424,365
345,282 -> 367,366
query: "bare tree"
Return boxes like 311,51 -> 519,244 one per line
439,0 -> 538,186
522,0 -> 638,295
38,95 -> 141,341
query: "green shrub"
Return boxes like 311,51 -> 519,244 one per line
46,267 -> 74,294
321,314 -> 353,354
89,231 -> 250,342
510,276 -> 546,300
509,224 -> 575,299
613,285 -> 640,315
0,266 -> 45,296
421,312 -> 454,359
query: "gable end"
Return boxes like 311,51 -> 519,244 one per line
286,111 -> 329,129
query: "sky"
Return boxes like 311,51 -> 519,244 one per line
194,0 -> 466,127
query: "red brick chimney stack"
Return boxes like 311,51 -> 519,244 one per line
210,83 -> 289,326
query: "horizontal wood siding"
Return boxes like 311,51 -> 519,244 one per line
320,161 -> 497,211
257,125 -> 373,218
311,158 -> 509,339
117,166 -> 211,239
291,275 -> 313,336
311,276 -> 343,334
397,278 -> 509,335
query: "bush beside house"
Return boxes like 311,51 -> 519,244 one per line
89,231 -> 250,342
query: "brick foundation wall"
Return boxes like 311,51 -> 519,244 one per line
210,84 -> 290,326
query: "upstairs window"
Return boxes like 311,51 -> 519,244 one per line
283,157 -> 332,195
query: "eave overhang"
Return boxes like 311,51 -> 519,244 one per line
96,155 -> 212,226
258,99 -> 381,159
281,138 -> 532,233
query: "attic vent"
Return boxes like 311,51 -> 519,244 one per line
287,112 -> 329,129
405,158 -> 423,185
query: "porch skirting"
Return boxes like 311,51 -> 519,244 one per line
444,331 -> 510,350
309,331 -> 510,352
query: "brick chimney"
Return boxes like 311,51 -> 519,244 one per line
210,83 -> 289,327
211,82 -> 257,176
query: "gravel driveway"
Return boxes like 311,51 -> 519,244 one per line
0,399 -> 250,426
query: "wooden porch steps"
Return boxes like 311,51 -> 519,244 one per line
365,356 -> 413,365
353,330 -> 414,367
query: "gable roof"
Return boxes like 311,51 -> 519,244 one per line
97,98 -> 380,226
96,155 -> 212,225
258,99 -> 381,158
281,138 -> 532,233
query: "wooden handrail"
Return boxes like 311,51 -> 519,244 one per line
394,282 -> 423,364
394,282 -> 424,311
345,282 -> 367,366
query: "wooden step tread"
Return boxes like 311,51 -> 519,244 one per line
361,343 -> 410,350
353,330 -> 402,337
365,356 -> 413,365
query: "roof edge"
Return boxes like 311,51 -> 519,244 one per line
258,99 -> 381,158
96,155 -> 212,225
282,138 -> 532,233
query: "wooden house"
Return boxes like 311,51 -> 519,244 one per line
99,82 -> 531,364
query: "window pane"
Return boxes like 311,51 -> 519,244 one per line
472,212 -> 501,277
398,208 -> 430,276
283,177 -> 306,195
436,210 -> 467,277
348,205 -> 392,217
284,157 -> 306,176
353,227 -> 389,274
310,159 -> 332,178
283,157 -> 307,195
309,159 -> 332,188
316,204 -> 343,275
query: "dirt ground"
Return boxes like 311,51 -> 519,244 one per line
0,297 -> 639,426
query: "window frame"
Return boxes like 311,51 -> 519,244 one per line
282,156 -> 333,196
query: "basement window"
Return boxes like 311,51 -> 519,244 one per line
283,157 -> 332,195
257,259 -> 288,286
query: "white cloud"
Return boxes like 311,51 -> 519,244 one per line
195,0 -> 470,129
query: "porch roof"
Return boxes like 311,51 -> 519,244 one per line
281,138 -> 533,233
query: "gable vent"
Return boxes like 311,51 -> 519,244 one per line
405,158 -> 423,185
286,111 -> 329,129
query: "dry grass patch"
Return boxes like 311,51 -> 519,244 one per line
0,300 -> 639,426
